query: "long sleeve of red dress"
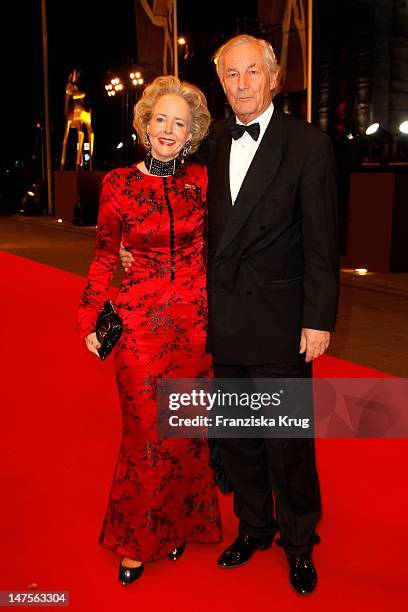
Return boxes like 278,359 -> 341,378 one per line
77,174 -> 122,339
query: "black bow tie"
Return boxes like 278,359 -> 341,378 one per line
230,122 -> 260,141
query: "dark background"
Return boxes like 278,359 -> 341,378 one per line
1,0 -> 408,249
0,0 -> 257,171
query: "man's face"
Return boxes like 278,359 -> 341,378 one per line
222,42 -> 276,124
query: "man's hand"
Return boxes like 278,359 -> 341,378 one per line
299,328 -> 331,363
119,241 -> 134,271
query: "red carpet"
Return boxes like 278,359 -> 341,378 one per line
0,250 -> 406,611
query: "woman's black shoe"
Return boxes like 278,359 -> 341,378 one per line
119,559 -> 144,585
167,543 -> 186,561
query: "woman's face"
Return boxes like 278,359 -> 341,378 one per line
147,94 -> 192,162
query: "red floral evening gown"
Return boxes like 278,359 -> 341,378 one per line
77,162 -> 222,562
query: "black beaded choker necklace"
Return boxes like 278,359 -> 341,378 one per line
145,151 -> 181,176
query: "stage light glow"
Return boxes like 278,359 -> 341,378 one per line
130,72 -> 135,79
178,37 -> 186,45
399,120 -> 408,134
138,78 -> 144,85
117,142 -> 123,149
355,268 -> 368,275
57,218 -> 63,223
135,71 -> 141,78
132,134 -> 136,141
27,191 -> 34,197
346,133 -> 354,140
366,123 -> 379,135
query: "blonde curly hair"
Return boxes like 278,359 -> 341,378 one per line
133,76 -> 211,154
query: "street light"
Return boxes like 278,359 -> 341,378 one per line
399,120 -> 408,134
104,77 -> 123,97
105,69 -> 145,164
177,36 -> 189,68
388,119 -> 408,165
361,122 -> 394,166
366,123 -> 379,135
105,72 -> 143,96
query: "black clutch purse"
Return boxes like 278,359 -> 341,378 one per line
96,300 -> 123,361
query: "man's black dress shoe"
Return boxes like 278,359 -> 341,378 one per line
167,543 -> 186,561
217,535 -> 272,568
287,553 -> 317,595
119,559 -> 144,586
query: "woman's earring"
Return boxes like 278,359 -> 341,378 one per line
181,139 -> 192,163
144,132 -> 151,151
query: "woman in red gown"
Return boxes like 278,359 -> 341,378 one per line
77,76 -> 222,584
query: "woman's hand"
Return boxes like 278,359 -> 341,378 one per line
85,332 -> 101,357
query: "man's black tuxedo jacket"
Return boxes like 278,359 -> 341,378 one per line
199,108 -> 339,365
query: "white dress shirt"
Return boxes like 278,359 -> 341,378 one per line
229,102 -> 274,205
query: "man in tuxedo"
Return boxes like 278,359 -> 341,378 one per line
120,34 -> 338,595
204,34 -> 338,595
207,35 -> 338,594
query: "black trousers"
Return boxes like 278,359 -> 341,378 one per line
213,359 -> 321,555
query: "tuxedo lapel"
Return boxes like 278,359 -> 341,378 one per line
214,109 -> 284,259
210,120 -> 232,217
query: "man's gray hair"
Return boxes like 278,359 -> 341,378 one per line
214,34 -> 281,94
